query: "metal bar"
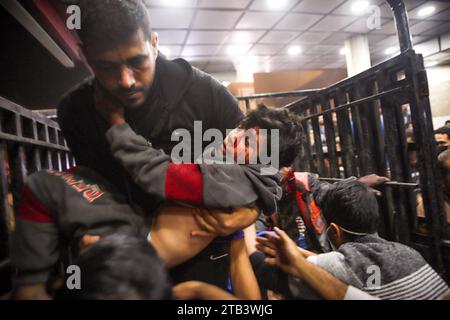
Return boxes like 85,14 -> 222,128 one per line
0,142 -> 12,265
387,0 -> 413,52
318,95 -> 339,178
364,80 -> 387,177
244,98 -> 250,114
333,89 -> 357,177
0,132 -> 69,151
300,105 -> 313,172
318,177 -> 418,188
298,87 -> 404,121
309,101 -> 326,176
404,51 -> 444,274
237,89 -> 320,101
352,81 -> 376,175
0,96 -> 61,129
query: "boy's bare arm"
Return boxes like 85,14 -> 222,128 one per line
229,237 -> 261,300
150,205 -> 259,268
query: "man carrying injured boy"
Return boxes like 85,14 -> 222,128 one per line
11,105 -> 303,299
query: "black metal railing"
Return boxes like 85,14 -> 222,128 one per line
0,96 -> 74,295
237,0 -> 449,281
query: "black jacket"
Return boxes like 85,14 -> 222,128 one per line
57,55 -> 244,212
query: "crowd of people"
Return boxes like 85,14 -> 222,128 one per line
9,0 -> 450,300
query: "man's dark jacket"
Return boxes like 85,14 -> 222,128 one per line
57,55 -> 244,288
57,54 -> 244,212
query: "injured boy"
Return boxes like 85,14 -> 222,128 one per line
11,105 -> 304,298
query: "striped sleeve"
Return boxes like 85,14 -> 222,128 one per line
364,264 -> 449,300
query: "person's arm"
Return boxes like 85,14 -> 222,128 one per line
11,173 -> 60,300
257,227 -> 376,300
12,283 -> 50,300
106,122 -> 280,211
229,234 -> 261,300
172,281 -> 237,300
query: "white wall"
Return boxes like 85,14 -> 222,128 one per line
426,65 -> 450,129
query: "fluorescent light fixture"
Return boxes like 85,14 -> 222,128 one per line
227,45 -> 249,56
232,32 -> 250,44
351,1 -> 370,14
159,46 -> 171,57
267,0 -> 288,10
162,0 -> 186,7
288,45 -> 302,56
384,46 -> 399,55
340,47 -> 347,55
418,6 -> 436,17
425,61 -> 438,68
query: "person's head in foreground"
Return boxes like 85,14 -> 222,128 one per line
77,0 -> 157,109
223,104 -> 304,168
321,180 -> 379,249
55,233 -> 172,300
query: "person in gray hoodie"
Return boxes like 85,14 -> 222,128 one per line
258,180 -> 449,300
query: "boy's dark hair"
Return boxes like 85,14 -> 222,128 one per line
76,0 -> 152,52
240,104 -> 305,168
321,181 -> 379,235
55,233 -> 172,300
435,126 -> 450,139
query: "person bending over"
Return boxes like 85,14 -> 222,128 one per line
11,105 -> 301,299
257,180 -> 449,300
55,233 -> 172,300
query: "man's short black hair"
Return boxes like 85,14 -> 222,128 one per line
240,104 -> 305,168
55,233 -> 172,300
321,180 -> 379,235
445,120 -> 450,125
435,126 -> 450,139
76,0 -> 152,52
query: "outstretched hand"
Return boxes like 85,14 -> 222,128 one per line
256,227 -> 305,278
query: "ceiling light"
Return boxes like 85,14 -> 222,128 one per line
340,47 -> 347,55
267,0 -> 288,10
159,46 -> 171,57
227,45 -> 249,56
232,32 -> 250,44
384,46 -> 399,55
351,1 -> 370,14
163,0 -> 185,7
288,45 -> 302,56
418,6 -> 436,18
425,61 -> 438,68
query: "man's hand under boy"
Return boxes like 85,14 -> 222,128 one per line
192,207 -> 259,238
